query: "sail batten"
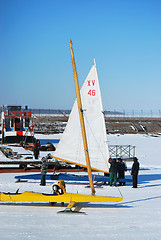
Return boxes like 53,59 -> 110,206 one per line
53,63 -> 109,173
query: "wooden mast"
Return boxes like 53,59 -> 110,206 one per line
69,39 -> 95,195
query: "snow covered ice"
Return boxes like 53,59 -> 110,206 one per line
0,134 -> 161,240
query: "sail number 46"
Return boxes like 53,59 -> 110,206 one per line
88,90 -> 96,96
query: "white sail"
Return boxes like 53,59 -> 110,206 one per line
53,62 -> 109,173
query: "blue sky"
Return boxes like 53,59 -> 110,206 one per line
0,0 -> 161,112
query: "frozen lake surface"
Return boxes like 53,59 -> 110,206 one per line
0,134 -> 161,240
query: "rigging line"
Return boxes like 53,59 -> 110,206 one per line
76,128 -> 82,171
24,128 -> 29,144
117,187 -> 123,199
83,113 -> 108,164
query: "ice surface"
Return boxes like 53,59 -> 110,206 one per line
0,134 -> 161,240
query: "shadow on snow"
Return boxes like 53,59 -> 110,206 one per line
138,174 -> 161,184
117,195 -> 161,206
0,201 -> 131,209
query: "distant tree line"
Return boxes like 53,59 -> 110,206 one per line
0,106 -> 161,117
0,107 -> 123,116
29,109 -> 124,116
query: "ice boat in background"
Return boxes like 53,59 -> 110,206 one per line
0,105 -> 35,149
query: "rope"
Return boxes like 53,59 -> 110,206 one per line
117,187 -> 123,198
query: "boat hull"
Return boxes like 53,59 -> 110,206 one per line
0,191 -> 123,203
